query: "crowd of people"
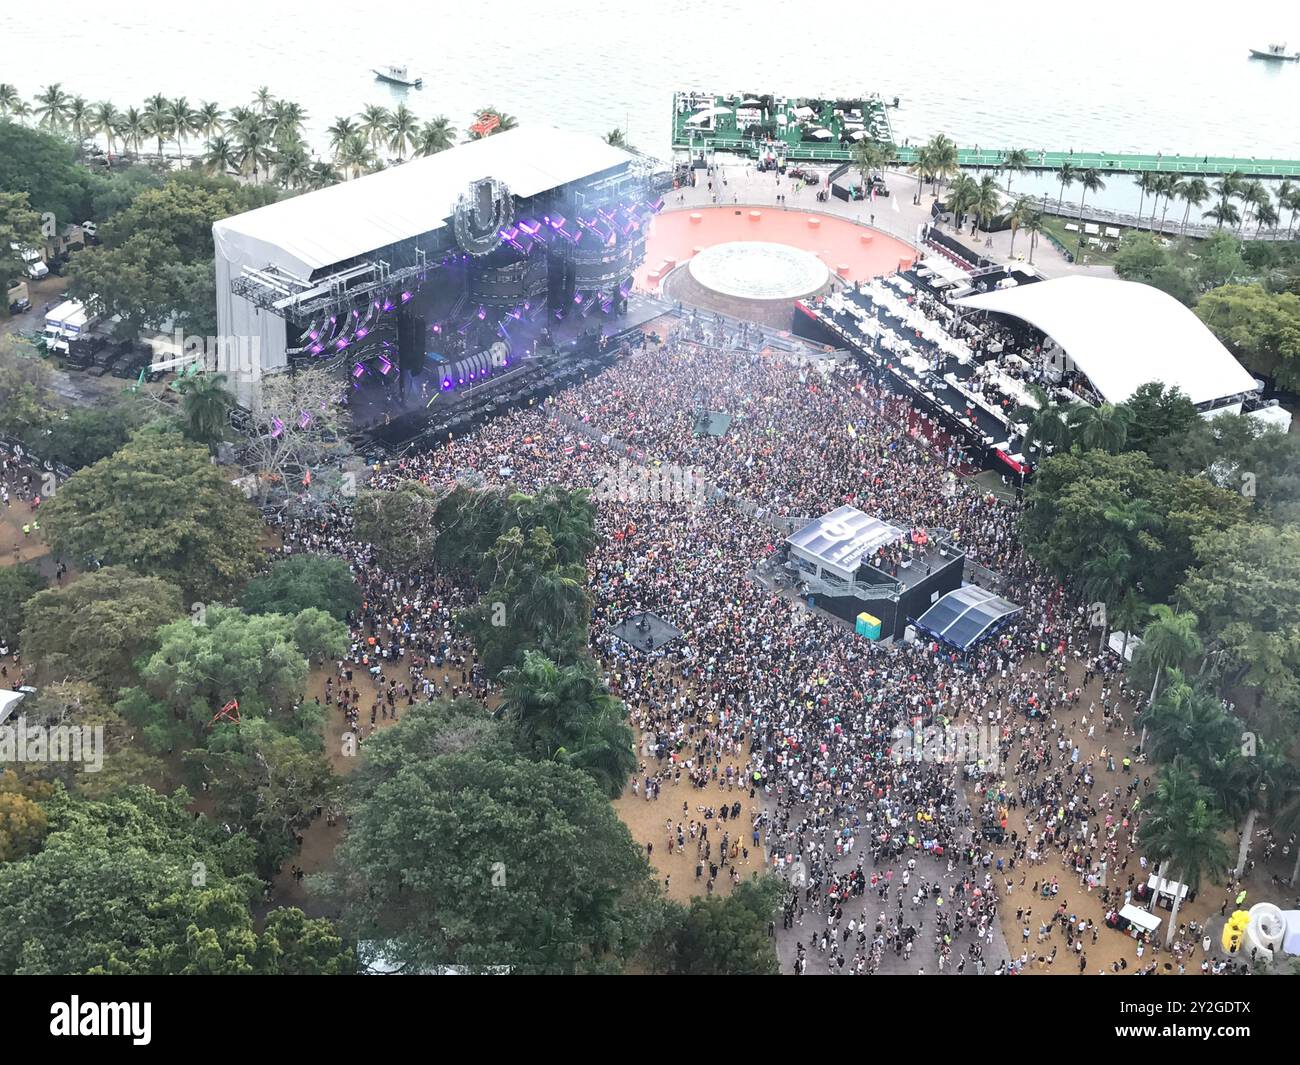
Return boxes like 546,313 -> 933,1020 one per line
268,319 -> 1204,974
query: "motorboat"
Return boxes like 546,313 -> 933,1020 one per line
1249,43 -> 1300,61
373,64 -> 423,87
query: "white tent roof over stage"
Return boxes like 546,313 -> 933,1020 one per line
954,276 -> 1257,407
213,126 -> 633,277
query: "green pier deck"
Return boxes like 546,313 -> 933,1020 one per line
671,93 -> 1300,178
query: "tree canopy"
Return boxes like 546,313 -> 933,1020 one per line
40,428 -> 265,601
22,566 -> 184,691
332,742 -> 654,974
241,554 -> 360,620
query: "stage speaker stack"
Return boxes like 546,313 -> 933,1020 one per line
397,309 -> 427,377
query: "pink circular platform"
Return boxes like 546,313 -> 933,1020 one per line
639,206 -> 913,294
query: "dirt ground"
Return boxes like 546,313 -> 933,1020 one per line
967,650 -> 1291,975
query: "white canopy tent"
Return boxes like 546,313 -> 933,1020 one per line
923,256 -> 972,288
686,106 -> 732,125
1119,905 -> 1161,934
955,277 -> 1258,407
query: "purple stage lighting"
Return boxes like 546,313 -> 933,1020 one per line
352,363 -> 366,379
442,377 -> 452,390
377,355 -> 393,375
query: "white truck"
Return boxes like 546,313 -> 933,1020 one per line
43,298 -> 100,354
8,242 -> 48,280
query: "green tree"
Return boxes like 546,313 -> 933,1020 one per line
185,717 -> 336,876
1195,284 -> 1300,389
1179,523 -> 1300,719
0,565 -> 47,646
39,402 -> 140,468
0,191 -> 44,295
332,749 -> 654,974
118,605 -> 327,749
1001,148 -> 1030,194
1138,779 -> 1230,946
1117,383 -> 1199,456
241,554 -> 360,620
353,481 -> 443,570
22,567 -> 184,691
650,877 -> 783,975
498,650 -> 637,797
40,428 -> 265,601
0,336 -> 54,439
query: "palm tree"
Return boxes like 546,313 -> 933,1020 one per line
1134,606 -> 1202,750
1139,769 -> 1231,946
1139,673 -> 1233,767
1237,179 -> 1269,235
8,99 -> 32,125
1211,172 -> 1242,216
386,103 -> 419,160
1080,545 -> 1131,647
1204,202 -> 1239,230
168,97 -> 196,157
1178,177 -> 1209,236
908,143 -> 935,200
253,86 -> 274,114
1055,161 -> 1077,212
118,107 -> 146,155
142,94 -> 173,158
269,99 -> 308,148
307,160 -> 341,189
972,174 -> 1001,238
327,116 -> 359,159
1134,171 -> 1154,230
946,172 -> 978,232
33,83 -> 72,129
415,117 -> 455,157
202,136 -> 239,176
67,95 -> 91,145
0,84 -> 18,117
1005,196 -> 1034,258
359,104 -> 391,155
605,128 -> 628,148
337,133 -> 375,180
1253,200 -> 1279,236
1075,168 -> 1105,224
1002,148 -> 1030,194
497,649 -> 635,797
1067,401 -> 1130,452
1155,175 -> 1181,235
1012,383 -> 1070,456
1112,590 -> 1150,662
233,117 -> 273,184
1280,183 -> 1300,239
925,133 -> 959,194
176,373 -> 234,447
272,145 -> 313,189
91,101 -> 120,157
193,101 -> 223,144
1024,210 -> 1044,265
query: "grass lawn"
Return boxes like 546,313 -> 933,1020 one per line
1037,213 -> 1124,266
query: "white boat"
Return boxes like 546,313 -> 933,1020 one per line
1249,43 -> 1300,61
373,64 -> 423,87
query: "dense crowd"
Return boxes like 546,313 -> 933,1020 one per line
271,322 -> 1181,974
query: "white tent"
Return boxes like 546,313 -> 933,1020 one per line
809,129 -> 832,140
1120,905 -> 1161,934
686,107 -> 732,125
955,277 -> 1258,407
923,256 -> 971,287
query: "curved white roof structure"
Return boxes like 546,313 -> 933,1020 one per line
955,276 -> 1257,407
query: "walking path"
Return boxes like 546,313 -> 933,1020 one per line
665,161 -> 1112,281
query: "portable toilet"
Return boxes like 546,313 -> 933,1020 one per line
855,612 -> 882,640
